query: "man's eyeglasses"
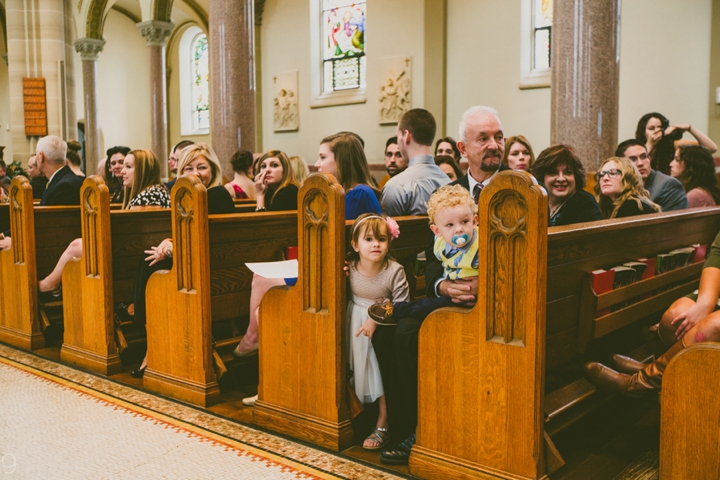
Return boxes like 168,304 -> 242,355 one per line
595,169 -> 622,179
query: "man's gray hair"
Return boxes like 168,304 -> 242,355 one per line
36,135 -> 67,165
457,106 -> 503,143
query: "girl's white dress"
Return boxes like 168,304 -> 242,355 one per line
347,260 -> 409,404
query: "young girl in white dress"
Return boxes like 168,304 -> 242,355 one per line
347,213 -> 409,450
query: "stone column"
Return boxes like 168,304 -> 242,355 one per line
137,20 -> 174,179
550,0 -> 621,171
75,38 -> 105,176
209,0 -> 256,176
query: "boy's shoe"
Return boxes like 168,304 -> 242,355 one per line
367,299 -> 396,325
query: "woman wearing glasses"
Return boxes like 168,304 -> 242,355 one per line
530,144 -> 601,227
595,156 -> 660,219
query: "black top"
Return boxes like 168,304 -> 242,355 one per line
550,190 -> 603,227
267,184 -> 299,212
615,197 -> 658,218
165,178 -> 177,192
40,165 -> 83,206
207,185 -> 236,214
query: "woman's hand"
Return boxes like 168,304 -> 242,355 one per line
671,301 -> 714,339
646,128 -> 663,149
254,170 -> 268,197
356,318 -> 378,339
144,239 -> 173,266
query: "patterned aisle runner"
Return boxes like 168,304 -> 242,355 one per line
0,360 -> 331,480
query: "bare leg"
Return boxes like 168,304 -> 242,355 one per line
658,297 -> 696,346
363,395 -> 390,449
685,310 -> 720,345
236,274 -> 285,352
39,238 -> 82,292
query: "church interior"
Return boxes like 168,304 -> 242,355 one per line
1,0 -> 720,478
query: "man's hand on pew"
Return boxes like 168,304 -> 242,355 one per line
0,236 -> 11,251
438,277 -> 478,305
356,318 -> 378,339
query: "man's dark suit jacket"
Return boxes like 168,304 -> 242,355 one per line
424,165 -> 510,298
3,165 -> 83,238
40,165 -> 83,206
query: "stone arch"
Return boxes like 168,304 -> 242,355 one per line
152,0 -> 173,23
85,0 -> 110,39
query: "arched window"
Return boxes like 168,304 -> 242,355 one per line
179,26 -> 210,135
520,0 -> 553,89
310,0 -> 367,107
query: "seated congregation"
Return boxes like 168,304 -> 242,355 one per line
2,103 -> 720,479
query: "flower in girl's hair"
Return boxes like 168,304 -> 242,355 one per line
386,217 -> 400,240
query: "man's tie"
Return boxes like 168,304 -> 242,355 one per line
473,183 -> 483,204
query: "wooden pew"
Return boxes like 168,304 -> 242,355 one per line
254,174 -> 433,451
0,203 -> 8,232
660,342 -> 720,480
410,170 -> 720,479
0,177 -> 81,350
60,177 -> 172,375
410,170 -> 548,479
144,176 -> 298,407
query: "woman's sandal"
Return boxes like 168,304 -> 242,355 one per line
363,427 -> 389,451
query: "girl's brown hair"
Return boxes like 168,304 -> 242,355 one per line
347,213 -> 392,269
255,150 -> 300,204
675,145 -> 720,204
320,133 -> 380,199
594,156 -> 660,218
122,149 -> 163,209
503,135 -> 536,169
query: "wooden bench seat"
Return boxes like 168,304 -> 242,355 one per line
409,170 -> 720,479
0,177 -> 81,350
144,176 -> 298,407
60,177 -> 172,375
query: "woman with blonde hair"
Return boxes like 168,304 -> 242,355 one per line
594,156 -> 660,219
288,156 -> 310,184
37,149 -> 170,300
129,143 -> 235,378
254,150 -> 301,211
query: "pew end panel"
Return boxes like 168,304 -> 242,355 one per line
0,177 -> 43,350
660,342 -> 720,480
254,173 -> 353,452
60,177 -> 121,375
410,171 -> 549,480
145,176 -> 220,407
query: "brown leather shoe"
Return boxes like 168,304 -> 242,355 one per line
610,354 -> 650,374
367,300 -> 395,325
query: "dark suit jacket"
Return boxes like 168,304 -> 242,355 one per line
424,164 -> 510,297
40,165 -> 83,206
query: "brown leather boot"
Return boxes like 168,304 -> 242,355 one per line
584,339 -> 686,397
609,354 -> 650,374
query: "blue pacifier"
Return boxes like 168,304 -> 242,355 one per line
451,233 -> 470,247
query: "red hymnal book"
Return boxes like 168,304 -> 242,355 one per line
588,269 -> 614,317
636,258 -> 657,280
692,244 -> 708,264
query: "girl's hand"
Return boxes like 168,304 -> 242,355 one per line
144,239 -> 173,266
254,170 -> 268,196
356,318 -> 377,339
647,128 -> 663,148
671,302 -> 714,339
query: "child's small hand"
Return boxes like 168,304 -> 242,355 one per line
343,260 -> 350,277
356,318 -> 377,339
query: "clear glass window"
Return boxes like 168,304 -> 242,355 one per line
532,0 -> 552,70
192,34 -> 210,130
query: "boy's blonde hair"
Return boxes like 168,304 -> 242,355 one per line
426,184 -> 477,224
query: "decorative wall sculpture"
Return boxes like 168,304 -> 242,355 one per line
273,71 -> 299,132
379,56 -> 412,125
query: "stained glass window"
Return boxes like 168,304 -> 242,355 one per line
322,0 -> 366,93
533,0 -> 552,70
192,34 -> 210,130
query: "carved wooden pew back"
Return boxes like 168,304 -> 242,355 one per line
144,176 -> 298,407
410,170 -> 548,479
253,174 -> 433,451
61,177 -> 172,375
0,177 -> 80,350
660,342 -> 720,479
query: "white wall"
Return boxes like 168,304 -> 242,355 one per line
75,10 -> 152,155
445,0 -> 713,158
618,0 -> 712,141
260,0 -> 427,165
446,0 -> 551,154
